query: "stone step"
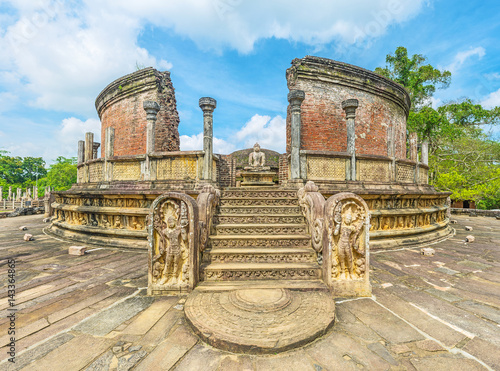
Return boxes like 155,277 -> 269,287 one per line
215,214 -> 305,225
203,247 -> 317,264
215,223 -> 307,236
201,263 -> 322,281
209,235 -> 311,249
220,197 -> 299,207
222,189 -> 298,198
195,280 -> 329,292
218,205 -> 302,215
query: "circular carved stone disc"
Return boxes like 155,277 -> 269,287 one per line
184,288 -> 336,354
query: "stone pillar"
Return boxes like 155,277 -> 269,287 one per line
409,132 -> 418,162
16,188 -> 22,201
84,132 -> 94,162
77,140 -> 85,164
105,127 -> 115,158
34,186 -> 38,200
8,186 -> 12,201
421,140 -> 429,165
199,97 -> 217,181
92,142 -> 100,159
0,187 -> 2,202
288,90 -> 305,180
342,99 -> 359,181
144,101 -> 160,154
27,188 -> 32,200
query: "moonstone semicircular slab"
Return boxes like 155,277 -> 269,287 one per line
184,288 -> 336,354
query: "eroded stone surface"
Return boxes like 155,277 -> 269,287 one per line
184,288 -> 335,354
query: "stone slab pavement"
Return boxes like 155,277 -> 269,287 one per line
0,214 -> 499,370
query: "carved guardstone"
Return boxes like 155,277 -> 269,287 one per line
324,192 -> 371,296
148,192 -> 199,295
241,143 -> 275,186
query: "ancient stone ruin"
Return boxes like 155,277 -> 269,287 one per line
47,56 -> 452,353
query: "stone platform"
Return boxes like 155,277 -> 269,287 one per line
1,214 -> 499,370
185,286 -> 335,354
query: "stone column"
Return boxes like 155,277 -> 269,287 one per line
104,127 -> 115,182
16,188 -> 22,201
92,142 -> 100,159
105,127 -> 115,158
409,132 -> 418,162
143,101 -> 160,181
342,99 -> 359,181
199,97 -> 217,181
27,188 -> 31,200
0,187 -> 2,202
84,132 -> 94,162
8,186 -> 12,201
34,186 -> 38,200
144,101 -> 160,154
421,140 -> 429,165
77,140 -> 85,164
288,90 -> 305,180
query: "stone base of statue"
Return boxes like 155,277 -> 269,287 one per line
240,170 -> 275,186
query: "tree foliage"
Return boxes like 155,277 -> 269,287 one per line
375,46 -> 451,109
376,47 -> 500,209
43,157 -> 77,191
0,152 -> 76,198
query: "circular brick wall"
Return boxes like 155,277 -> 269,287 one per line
286,56 -> 411,160
95,68 -> 180,157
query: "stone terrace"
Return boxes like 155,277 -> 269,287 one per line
0,214 -> 499,370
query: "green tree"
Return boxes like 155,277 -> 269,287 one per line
376,47 -> 500,209
22,157 -> 47,183
0,151 -> 24,184
44,157 -> 77,191
375,46 -> 451,109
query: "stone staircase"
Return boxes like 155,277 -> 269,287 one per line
200,188 -> 322,285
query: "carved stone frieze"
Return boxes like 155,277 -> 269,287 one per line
216,225 -> 307,235
220,198 -> 298,206
206,252 -> 316,264
148,192 -> 199,295
210,238 -> 310,249
203,268 -> 320,281
219,206 -> 301,215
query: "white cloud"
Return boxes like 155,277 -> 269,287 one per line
55,117 -> 101,158
446,47 -> 486,74
108,0 -> 425,53
485,72 -> 500,80
481,88 -> 500,109
236,114 -> 286,152
0,0 -> 172,116
180,113 -> 286,154
180,132 -> 235,154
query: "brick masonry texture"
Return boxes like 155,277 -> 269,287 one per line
286,56 -> 410,160
96,68 -> 180,157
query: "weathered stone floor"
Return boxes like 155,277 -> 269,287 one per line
0,214 -> 499,370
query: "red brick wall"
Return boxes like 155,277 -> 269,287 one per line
100,90 -> 154,156
286,57 -> 409,160
98,69 -> 180,157
279,154 -> 289,184
287,80 -> 406,158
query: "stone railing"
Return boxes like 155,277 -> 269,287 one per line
77,151 -> 218,185
300,150 -> 428,184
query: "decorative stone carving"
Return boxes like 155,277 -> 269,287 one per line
148,193 -> 199,295
323,192 -> 371,296
297,181 -> 325,255
196,185 -> 220,252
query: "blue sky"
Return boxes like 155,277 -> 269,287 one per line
0,0 -> 499,162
